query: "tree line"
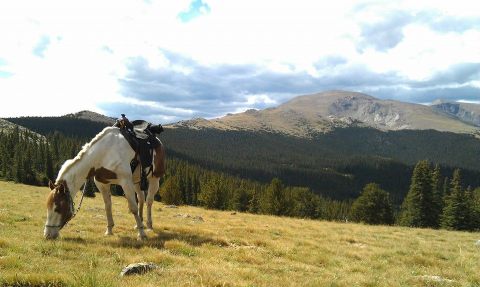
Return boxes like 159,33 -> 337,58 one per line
0,126 -> 351,221
351,160 -> 480,231
159,158 -> 352,221
1,127 -> 479,230
0,127 -> 82,185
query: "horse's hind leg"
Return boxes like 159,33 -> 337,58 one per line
95,181 -> 115,235
134,183 -> 145,229
146,178 -> 160,230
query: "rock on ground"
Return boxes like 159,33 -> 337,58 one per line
120,262 -> 158,276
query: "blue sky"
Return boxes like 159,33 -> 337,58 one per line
0,0 -> 479,123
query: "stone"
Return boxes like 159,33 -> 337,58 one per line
120,262 -> 158,276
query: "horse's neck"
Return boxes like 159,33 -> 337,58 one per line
58,159 -> 91,199
58,134 -> 110,198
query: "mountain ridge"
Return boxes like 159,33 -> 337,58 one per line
169,90 -> 480,138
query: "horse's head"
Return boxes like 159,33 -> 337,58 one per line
44,180 -> 74,240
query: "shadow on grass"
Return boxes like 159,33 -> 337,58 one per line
62,236 -> 90,244
111,230 -> 230,249
0,277 -> 66,287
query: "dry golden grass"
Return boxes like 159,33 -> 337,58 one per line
1,181 -> 479,287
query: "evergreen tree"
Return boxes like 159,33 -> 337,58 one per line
259,178 -> 285,215
160,175 -> 183,205
45,144 -> 54,182
198,176 -> 226,209
351,183 -> 393,225
290,187 -> 319,218
472,187 -> 480,229
13,145 -> 24,183
440,169 -> 474,230
399,160 -> 435,227
110,184 -> 124,196
230,187 -> 250,212
248,187 -> 261,214
83,178 -> 97,197
430,164 -> 443,228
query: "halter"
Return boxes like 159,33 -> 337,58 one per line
45,181 -> 87,230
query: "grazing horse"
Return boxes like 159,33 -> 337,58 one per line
44,126 -> 165,240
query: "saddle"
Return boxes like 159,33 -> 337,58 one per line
114,114 -> 164,190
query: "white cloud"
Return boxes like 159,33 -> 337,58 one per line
0,0 -> 479,119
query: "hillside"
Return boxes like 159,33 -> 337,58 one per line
1,181 -> 479,287
162,127 -> 480,202
171,91 -> 480,138
4,104 -> 480,202
0,118 -> 44,139
63,110 -> 116,125
432,101 -> 480,127
5,114 -> 110,138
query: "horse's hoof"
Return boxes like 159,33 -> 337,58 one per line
105,231 -> 113,236
134,224 -> 145,230
137,234 -> 147,241
146,223 -> 153,230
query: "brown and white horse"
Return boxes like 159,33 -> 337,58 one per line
44,126 -> 165,240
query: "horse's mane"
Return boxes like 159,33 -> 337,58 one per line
56,127 -> 117,183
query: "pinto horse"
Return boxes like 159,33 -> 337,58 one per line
44,126 -> 165,240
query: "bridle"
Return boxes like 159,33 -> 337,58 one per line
45,180 -> 87,230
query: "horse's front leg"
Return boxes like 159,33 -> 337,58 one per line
95,181 -> 115,236
146,178 -> 160,230
121,180 -> 147,240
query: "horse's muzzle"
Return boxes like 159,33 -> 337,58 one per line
44,227 -> 59,240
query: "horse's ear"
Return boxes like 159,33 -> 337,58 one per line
58,182 -> 66,193
48,180 -> 55,190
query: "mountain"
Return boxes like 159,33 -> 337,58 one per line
4,95 -> 480,202
4,111 -> 111,138
171,91 -> 479,137
0,118 -> 44,139
432,101 -> 480,127
63,110 -> 116,125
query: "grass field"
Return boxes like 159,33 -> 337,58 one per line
0,181 -> 479,287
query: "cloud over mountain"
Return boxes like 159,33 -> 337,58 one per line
0,0 -> 478,122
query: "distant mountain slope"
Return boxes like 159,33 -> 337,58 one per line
64,110 -> 116,125
0,118 -> 44,138
432,101 -> 480,127
171,91 -> 479,137
5,112 -> 111,138
162,126 -> 480,202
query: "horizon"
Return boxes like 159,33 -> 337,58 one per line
3,89 -> 480,126
1,0 -> 479,123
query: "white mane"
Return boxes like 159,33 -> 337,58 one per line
55,127 -> 117,183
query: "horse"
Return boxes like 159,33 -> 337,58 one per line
44,126 -> 165,240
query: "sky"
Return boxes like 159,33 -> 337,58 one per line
0,0 -> 479,124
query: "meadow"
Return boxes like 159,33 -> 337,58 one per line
0,181 -> 479,287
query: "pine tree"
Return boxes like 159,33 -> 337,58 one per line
472,187 -> 480,230
430,164 -> 443,228
259,178 -> 285,215
198,176 -> 226,209
440,169 -> 473,230
45,144 -> 54,181
351,183 -> 394,225
160,175 -> 183,205
13,145 -> 24,183
83,178 -> 97,197
399,160 -> 435,227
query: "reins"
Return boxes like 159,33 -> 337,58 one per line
45,180 -> 88,229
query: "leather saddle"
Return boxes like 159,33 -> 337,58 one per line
114,115 -> 164,189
